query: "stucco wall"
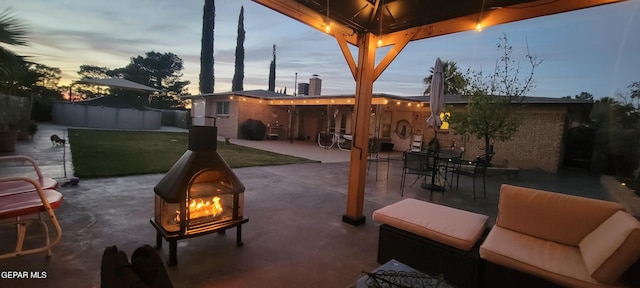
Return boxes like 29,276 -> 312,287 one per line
237,101 -> 288,139
208,99 -> 240,138
52,102 -> 161,130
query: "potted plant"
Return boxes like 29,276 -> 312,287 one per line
0,129 -> 18,152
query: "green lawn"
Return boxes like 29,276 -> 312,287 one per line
68,129 -> 316,178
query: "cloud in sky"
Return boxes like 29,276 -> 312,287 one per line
3,0 -> 639,98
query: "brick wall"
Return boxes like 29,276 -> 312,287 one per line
442,105 -> 567,173
237,101 -> 290,139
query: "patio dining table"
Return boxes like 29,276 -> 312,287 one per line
420,149 -> 463,192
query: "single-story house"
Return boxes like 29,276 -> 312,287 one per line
185,90 -> 592,173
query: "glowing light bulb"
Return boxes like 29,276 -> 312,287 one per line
325,23 -> 331,33
377,39 -> 382,47
476,23 -> 483,32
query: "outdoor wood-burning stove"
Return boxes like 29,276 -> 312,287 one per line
151,121 -> 248,266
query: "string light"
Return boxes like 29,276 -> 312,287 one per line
214,96 -> 428,107
476,0 -> 486,32
324,0 -> 331,34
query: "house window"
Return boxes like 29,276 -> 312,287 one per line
216,101 -> 229,115
339,113 -> 347,134
439,112 -> 450,130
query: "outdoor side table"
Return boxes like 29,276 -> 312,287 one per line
352,259 -> 453,288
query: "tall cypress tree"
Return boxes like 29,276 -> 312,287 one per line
199,0 -> 215,94
231,6 -> 245,92
268,44 -> 276,92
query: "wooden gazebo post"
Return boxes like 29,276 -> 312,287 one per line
342,33 -> 375,225
338,29 -> 413,225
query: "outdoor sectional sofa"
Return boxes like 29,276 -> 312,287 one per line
373,184 -> 640,288
480,184 -> 640,288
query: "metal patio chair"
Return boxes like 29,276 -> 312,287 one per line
400,150 -> 437,196
455,152 -> 494,200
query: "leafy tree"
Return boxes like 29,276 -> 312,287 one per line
199,0 -> 215,94
590,92 -> 640,178
423,60 -> 468,95
34,64 -> 61,89
592,94 -> 640,130
268,44 -> 276,92
75,65 -> 111,98
0,60 -> 32,95
1,62 -> 64,122
563,92 -> 594,100
0,12 -> 63,124
232,6 -> 245,92
74,51 -> 189,108
117,51 -> 186,90
149,94 -> 185,109
630,81 -> 640,102
0,9 -> 27,82
110,51 -> 188,107
618,82 -> 640,119
448,34 -> 542,156
0,9 -> 30,96
30,64 -> 64,121
591,97 -> 618,128
78,65 -> 110,80
575,92 -> 594,100
633,82 -> 640,179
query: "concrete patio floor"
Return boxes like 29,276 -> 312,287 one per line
0,123 -> 636,288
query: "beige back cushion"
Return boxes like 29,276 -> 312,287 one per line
579,210 -> 640,284
497,184 -> 623,246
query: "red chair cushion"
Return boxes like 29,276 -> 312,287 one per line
0,189 -> 63,219
0,177 -> 58,196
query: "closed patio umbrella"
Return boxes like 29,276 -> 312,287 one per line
426,58 -> 444,130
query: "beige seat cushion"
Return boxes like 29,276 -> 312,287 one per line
372,198 -> 488,251
480,226 -> 629,288
580,211 -> 640,284
497,184 -> 624,246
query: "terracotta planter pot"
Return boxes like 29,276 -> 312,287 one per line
0,130 -> 18,152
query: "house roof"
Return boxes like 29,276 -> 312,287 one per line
406,94 -> 593,105
184,89 -> 592,106
76,78 -> 161,92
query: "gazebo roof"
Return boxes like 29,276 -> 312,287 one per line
252,0 -> 625,47
76,78 -> 161,92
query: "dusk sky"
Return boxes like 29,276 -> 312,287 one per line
3,0 -> 639,99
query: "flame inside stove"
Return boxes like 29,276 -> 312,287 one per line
175,196 -> 223,222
